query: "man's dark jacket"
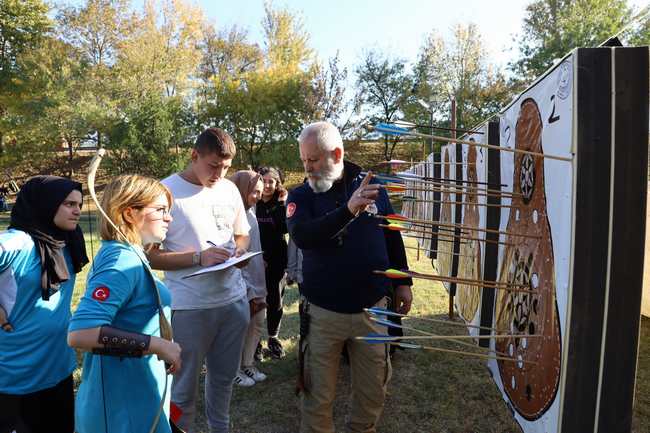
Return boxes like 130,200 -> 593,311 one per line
286,161 -> 412,313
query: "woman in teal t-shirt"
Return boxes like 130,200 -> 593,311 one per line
0,176 -> 88,433
68,174 -> 181,433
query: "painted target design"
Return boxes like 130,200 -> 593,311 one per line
495,98 -> 561,420
520,154 -> 535,204
457,143 -> 481,321
437,148 -> 454,278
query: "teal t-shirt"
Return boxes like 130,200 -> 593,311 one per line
0,229 -> 77,394
69,241 -> 172,433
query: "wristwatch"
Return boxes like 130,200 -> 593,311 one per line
192,251 -> 201,266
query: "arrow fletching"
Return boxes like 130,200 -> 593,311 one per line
358,333 -> 396,343
369,316 -> 402,329
385,213 -> 408,221
365,307 -> 403,318
374,123 -> 411,136
382,268 -> 411,279
393,342 -> 421,350
385,183 -> 407,193
395,171 -> 422,180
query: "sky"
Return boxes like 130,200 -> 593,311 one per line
198,0 -> 530,70
194,0 -> 648,73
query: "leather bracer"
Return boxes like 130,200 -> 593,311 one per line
92,326 -> 151,358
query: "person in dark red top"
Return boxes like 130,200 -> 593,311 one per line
256,166 -> 288,358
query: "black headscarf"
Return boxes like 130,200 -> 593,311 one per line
9,176 -> 89,300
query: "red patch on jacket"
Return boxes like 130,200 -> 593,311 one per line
286,202 -> 296,218
91,286 -> 110,302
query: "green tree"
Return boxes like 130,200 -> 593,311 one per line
0,36 -> 89,174
0,0 -> 51,155
199,3 -> 316,167
355,50 -> 414,160
117,0 -> 205,98
511,0 -> 635,81
108,94 -> 194,177
308,53 -> 356,134
413,24 -> 511,136
262,1 -> 313,72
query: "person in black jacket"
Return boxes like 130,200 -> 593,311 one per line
287,121 -> 413,433
256,166 -> 288,359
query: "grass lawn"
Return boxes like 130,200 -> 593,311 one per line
1,209 -> 648,433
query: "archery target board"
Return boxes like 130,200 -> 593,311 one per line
454,124 -> 488,332
454,121 -> 501,342
435,143 -> 458,288
486,47 -> 648,433
422,152 -> 437,257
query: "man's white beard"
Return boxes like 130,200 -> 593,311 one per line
307,159 -> 343,193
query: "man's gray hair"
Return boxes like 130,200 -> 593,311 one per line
298,121 -> 344,152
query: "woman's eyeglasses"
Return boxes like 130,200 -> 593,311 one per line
141,206 -> 171,217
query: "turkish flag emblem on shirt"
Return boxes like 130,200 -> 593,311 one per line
92,286 -> 110,302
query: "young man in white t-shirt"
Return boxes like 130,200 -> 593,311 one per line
149,128 -> 250,433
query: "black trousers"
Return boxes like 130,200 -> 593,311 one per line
0,375 -> 74,433
265,264 -> 285,337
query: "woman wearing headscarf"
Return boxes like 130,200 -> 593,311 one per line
0,175 -> 89,433
229,170 -> 267,386
256,166 -> 288,359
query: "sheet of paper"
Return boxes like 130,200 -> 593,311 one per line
182,251 -> 263,279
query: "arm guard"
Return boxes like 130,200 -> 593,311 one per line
92,326 -> 151,358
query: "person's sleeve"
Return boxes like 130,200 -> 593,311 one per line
232,189 -> 251,236
379,187 -> 413,287
69,250 -> 137,331
286,188 -> 355,250
0,233 -> 24,273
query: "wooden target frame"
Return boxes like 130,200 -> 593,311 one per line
399,46 -> 647,433
490,47 -> 648,433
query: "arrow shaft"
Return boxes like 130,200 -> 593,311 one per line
393,342 -> 538,365
374,126 -> 573,162
365,308 -> 498,333
378,214 -> 540,239
381,224 -> 514,246
364,334 -> 539,341
375,270 -> 536,294
402,197 -> 517,209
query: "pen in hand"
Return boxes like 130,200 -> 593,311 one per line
207,240 -> 236,256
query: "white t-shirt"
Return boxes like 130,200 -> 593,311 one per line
161,173 -> 250,310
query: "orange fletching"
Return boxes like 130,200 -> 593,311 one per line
385,183 -> 407,192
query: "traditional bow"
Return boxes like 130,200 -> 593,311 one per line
87,148 -> 173,433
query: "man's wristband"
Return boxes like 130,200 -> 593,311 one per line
192,251 -> 201,266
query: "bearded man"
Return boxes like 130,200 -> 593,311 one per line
286,121 -> 413,433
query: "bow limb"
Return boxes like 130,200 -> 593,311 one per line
87,148 -> 173,433
88,148 -> 128,241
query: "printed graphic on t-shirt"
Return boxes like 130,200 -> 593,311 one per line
212,204 -> 236,232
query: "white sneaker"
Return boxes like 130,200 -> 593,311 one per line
243,366 -> 267,382
233,370 -> 255,387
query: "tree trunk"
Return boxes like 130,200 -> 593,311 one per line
67,138 -> 74,178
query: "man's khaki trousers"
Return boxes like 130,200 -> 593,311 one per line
300,299 -> 392,433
